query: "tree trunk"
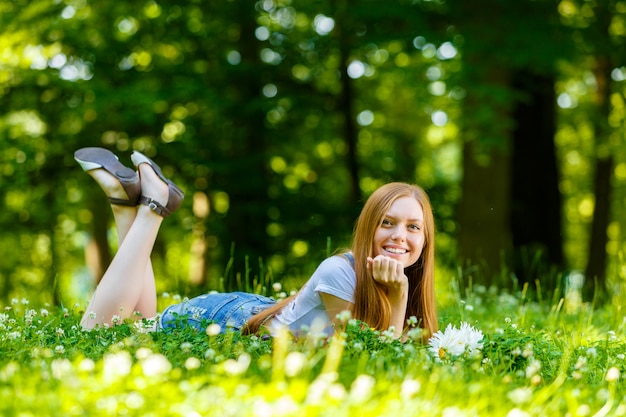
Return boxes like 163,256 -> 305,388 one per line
457,68 -> 513,288
510,71 -> 563,293
221,2 -> 271,291
583,54 -> 613,302
334,0 -> 361,203
458,141 -> 512,287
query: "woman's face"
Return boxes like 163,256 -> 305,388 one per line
372,196 -> 425,268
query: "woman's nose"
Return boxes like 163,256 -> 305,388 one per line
391,227 -> 406,241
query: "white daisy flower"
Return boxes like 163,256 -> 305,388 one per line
428,322 -> 484,361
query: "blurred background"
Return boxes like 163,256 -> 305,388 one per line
1,0 -> 625,310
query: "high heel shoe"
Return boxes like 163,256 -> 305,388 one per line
74,147 -> 141,206
130,151 -> 184,218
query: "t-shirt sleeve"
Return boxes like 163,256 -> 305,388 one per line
312,255 -> 356,303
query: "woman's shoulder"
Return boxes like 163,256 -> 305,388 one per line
316,253 -> 355,271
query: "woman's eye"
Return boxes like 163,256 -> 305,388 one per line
381,219 -> 392,226
409,224 -> 421,231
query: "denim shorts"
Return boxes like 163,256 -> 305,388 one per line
160,292 -> 276,332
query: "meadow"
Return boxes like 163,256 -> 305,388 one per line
1,280 -> 625,417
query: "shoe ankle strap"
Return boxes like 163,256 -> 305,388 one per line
139,196 -> 171,218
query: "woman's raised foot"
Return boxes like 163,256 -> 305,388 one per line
131,151 -> 184,218
74,147 -> 141,206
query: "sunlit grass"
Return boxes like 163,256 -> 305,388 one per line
2,281 -> 626,417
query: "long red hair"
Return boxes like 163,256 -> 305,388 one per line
351,182 -> 437,337
243,182 -> 437,337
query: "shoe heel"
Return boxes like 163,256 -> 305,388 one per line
75,158 -> 103,172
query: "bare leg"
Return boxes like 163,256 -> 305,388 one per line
80,164 -> 169,328
111,204 -> 158,319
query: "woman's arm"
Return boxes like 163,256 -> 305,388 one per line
320,292 -> 354,331
368,255 -> 409,338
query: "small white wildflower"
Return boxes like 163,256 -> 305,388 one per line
103,351 -> 133,381
180,342 -> 193,352
352,342 -> 364,352
406,327 -> 424,341
608,330 -> 616,341
606,367 -> 620,382
508,387 -> 533,404
88,311 -> 96,320
135,347 -> 153,360
223,353 -> 251,376
349,374 -> 376,403
78,358 -> 95,372
185,357 -> 201,370
511,347 -> 522,356
465,304 -> 474,311
575,356 -> 587,370
162,292 -> 170,298
21,298 -> 29,305
206,323 -> 221,336
172,294 -> 182,302
530,374 -> 542,385
8,331 -> 21,340
278,291 -> 287,299
504,317 -> 511,324
335,310 -> 352,324
284,352 -> 308,377
576,405 -> 591,416
406,316 -> 418,327
617,353 -> 625,360
272,282 -> 282,292
111,315 -> 122,325
507,409 -> 531,417
522,344 -> 533,358
205,348 -> 216,360
40,309 -> 49,317
328,383 -> 347,401
54,345 -> 65,355
525,358 -> 541,378
141,353 -> 172,377
586,347 -> 597,357
442,407 -> 464,417
51,359 -> 72,380
379,327 -> 396,343
400,379 -> 421,399
56,328 -> 65,337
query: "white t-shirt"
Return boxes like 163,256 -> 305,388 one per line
267,254 -> 356,336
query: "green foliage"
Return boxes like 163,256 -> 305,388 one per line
1,0 -> 626,308
2,283 -> 626,416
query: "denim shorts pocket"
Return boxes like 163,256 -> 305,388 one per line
160,292 -> 275,332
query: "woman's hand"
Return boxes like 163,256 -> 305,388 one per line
367,255 -> 409,294
367,255 -> 409,339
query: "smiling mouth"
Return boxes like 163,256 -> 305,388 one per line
384,247 -> 407,255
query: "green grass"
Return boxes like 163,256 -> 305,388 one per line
2,284 -> 626,417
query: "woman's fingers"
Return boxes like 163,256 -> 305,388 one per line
368,255 -> 406,285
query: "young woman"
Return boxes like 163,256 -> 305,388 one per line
75,147 -> 438,339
